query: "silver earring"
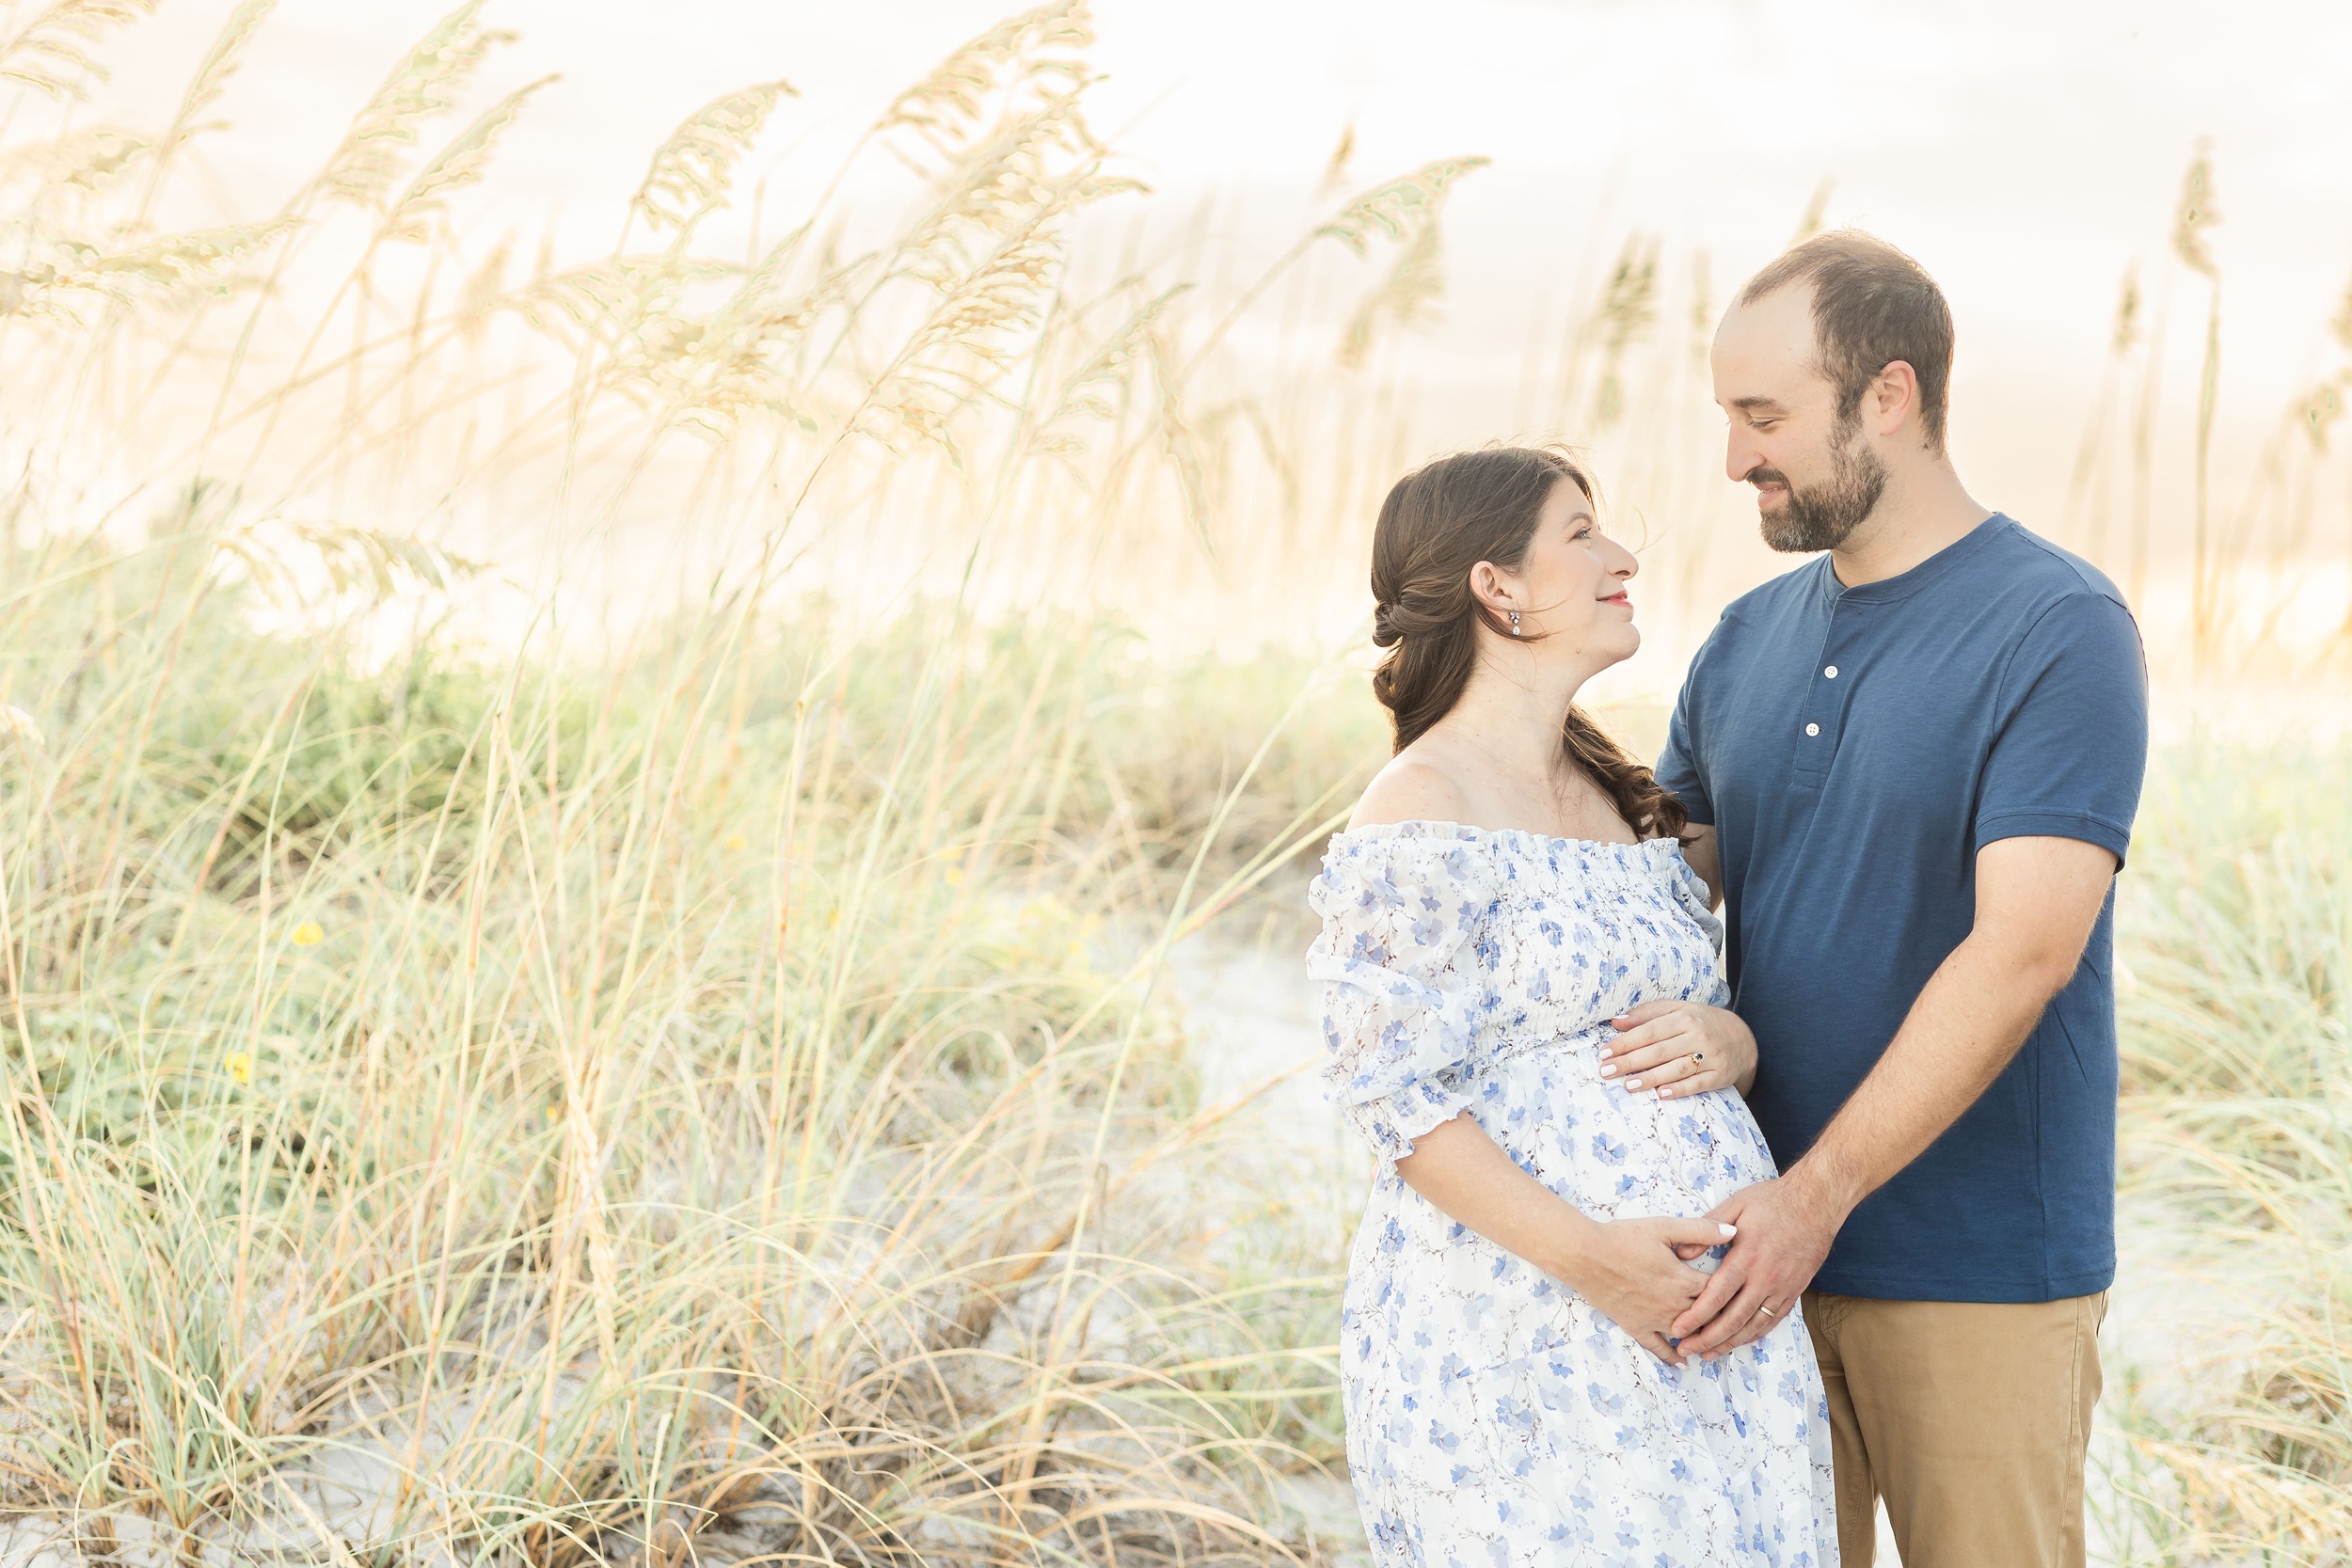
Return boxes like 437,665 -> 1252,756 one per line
1509,610 -> 1521,636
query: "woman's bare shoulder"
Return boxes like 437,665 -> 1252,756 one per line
1347,747 -> 1475,832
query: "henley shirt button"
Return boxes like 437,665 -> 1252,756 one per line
1825,665 -> 1839,678
1804,722 -> 1820,736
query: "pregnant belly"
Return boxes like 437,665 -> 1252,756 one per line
1339,1037 -> 1784,1395
1455,1036 -> 1780,1220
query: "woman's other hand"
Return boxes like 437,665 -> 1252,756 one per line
1600,999 -> 1758,1099
1559,1216 -> 1738,1365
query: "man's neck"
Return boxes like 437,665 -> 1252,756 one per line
1829,462 -> 1994,587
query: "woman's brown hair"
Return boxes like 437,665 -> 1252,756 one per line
1368,445 -> 1689,841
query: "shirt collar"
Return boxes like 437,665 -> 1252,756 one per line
1815,513 -> 2011,607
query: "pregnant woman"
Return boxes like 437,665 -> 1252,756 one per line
1309,446 -> 1836,1565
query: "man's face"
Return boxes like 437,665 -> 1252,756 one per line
1710,284 -> 1886,553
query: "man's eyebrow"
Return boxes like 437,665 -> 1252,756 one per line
1725,394 -> 1788,413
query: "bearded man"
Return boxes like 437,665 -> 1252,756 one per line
1650,230 -> 2149,1567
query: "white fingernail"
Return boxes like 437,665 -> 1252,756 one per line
1599,1065 -> 1615,1078
1627,1079 -> 1641,1089
1718,1224 -> 1737,1238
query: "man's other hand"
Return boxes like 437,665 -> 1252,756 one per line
1668,1171 -> 1846,1356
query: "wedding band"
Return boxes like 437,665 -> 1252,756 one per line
1756,1304 -> 1775,1318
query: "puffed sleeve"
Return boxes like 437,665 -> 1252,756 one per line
1664,848 -> 1731,1007
1305,831 -> 1497,1171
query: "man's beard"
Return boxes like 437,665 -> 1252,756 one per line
1753,416 -> 1887,553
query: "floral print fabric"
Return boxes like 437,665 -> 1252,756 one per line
1308,821 -> 1837,1567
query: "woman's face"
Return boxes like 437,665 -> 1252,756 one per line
1481,478 -> 1641,665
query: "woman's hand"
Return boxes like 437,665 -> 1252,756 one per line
1557,1215 -> 1740,1365
1600,999 -> 1757,1100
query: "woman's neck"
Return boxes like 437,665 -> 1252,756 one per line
1431,648 -> 1597,789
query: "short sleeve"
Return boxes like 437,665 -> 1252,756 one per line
1654,633 -> 1716,828
1975,593 -> 2148,867
1305,832 -> 1498,1170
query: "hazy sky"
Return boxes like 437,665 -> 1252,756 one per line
67,0 -> 2350,722
106,0 -> 2352,518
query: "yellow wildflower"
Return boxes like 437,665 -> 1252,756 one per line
291,922 -> 324,947
226,1051 -> 253,1085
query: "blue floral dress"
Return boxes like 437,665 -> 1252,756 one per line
1308,821 -> 1837,1567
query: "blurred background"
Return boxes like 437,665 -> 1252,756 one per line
70,0 -> 2352,714
0,5 -> 2344,1564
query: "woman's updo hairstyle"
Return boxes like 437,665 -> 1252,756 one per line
1369,445 -> 1689,841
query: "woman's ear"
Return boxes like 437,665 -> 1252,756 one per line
1467,561 -> 1514,617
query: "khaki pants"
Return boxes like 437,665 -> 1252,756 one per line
1803,1291 -> 2107,1568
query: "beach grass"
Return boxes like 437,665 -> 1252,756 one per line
0,524 -> 1372,1561
0,2 -> 2345,1562
2098,745 -> 2351,1565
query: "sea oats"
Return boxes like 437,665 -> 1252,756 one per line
0,0 -> 154,100
375,73 -> 557,245
1028,281 -> 1189,467
1317,121 -> 1357,199
2171,145 -> 2224,661
880,0 -> 1093,158
2110,261 -> 2142,357
312,1 -> 514,214
154,0 -> 278,163
0,123 -> 147,192
2171,143 -> 2220,278
1317,155 -> 1489,369
1788,175 -> 1835,248
2296,381 -> 2343,451
631,79 -> 797,238
11,215 -> 291,322
1686,250 -> 1714,365
1589,233 -> 1661,428
1314,155 -> 1488,257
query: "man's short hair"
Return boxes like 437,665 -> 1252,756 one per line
1740,230 -> 1953,452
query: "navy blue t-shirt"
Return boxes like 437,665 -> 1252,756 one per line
1656,515 -> 2148,1302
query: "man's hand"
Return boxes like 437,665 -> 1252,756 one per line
1561,1214 -> 1744,1368
1667,1169 -> 1848,1356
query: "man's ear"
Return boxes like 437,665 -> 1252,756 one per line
1872,359 -> 1919,439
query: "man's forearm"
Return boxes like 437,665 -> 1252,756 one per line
1669,837 -> 2119,1356
1790,929 -> 2074,1213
